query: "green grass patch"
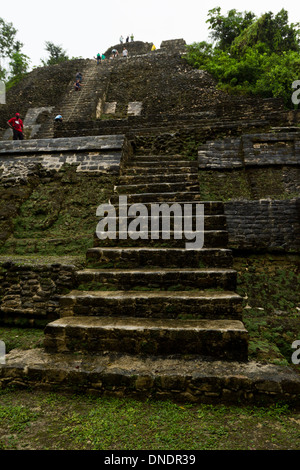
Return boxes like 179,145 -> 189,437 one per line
0,327 -> 44,353
0,391 -> 298,450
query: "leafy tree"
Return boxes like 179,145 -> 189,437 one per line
0,17 -> 21,80
0,18 -> 20,58
231,9 -> 300,56
6,51 -> 30,88
206,7 -> 256,51
41,41 -> 69,66
185,8 -> 300,108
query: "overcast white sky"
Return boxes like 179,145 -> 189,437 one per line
1,0 -> 299,69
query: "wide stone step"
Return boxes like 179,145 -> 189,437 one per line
44,316 -> 248,360
115,181 -> 199,194
93,230 -> 228,248
97,214 -> 227,231
86,247 -> 234,268
118,173 -> 198,184
59,290 -> 243,320
110,192 -> 204,204
127,161 -> 198,169
133,154 -> 193,161
75,268 -> 237,290
3,349 -> 300,405
108,201 -> 225,215
125,166 -> 198,175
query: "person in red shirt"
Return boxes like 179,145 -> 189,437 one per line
7,113 -> 24,140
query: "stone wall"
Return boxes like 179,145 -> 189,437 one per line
198,131 -> 300,253
0,261 -> 76,327
225,199 -> 300,252
0,135 -> 132,254
198,132 -> 300,169
0,135 -> 131,180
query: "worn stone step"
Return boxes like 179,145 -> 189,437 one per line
86,247 -> 234,269
3,349 -> 300,405
44,316 -> 248,360
110,192 -> 204,204
97,215 -> 227,231
118,173 -> 198,184
109,201 -> 225,215
59,290 -> 243,320
125,166 -> 198,175
93,230 -> 228,248
127,161 -> 198,169
115,181 -> 199,194
133,154 -> 193,161
75,268 -> 237,290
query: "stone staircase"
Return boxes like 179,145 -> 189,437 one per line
36,61 -> 105,139
2,150 -> 300,404
44,151 -> 248,364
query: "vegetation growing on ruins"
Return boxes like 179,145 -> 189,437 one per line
185,7 -> 300,107
0,389 -> 298,450
0,167 -> 116,256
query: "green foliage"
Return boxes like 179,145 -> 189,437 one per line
186,8 -> 300,108
231,9 -> 300,56
5,51 -> 30,89
9,51 -> 30,77
206,7 -> 256,51
41,41 -> 69,66
0,18 -> 24,82
0,18 -> 19,58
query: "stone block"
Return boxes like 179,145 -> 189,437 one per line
128,102 -> 142,116
103,102 -> 117,114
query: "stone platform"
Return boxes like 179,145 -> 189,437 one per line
1,348 -> 299,406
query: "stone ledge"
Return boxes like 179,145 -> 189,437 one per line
0,135 -> 126,155
1,348 -> 299,405
0,135 -> 132,179
198,132 -> 300,169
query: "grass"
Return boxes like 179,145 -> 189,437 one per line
0,327 -> 44,352
0,390 -> 299,450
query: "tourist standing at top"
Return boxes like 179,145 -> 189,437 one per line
130,34 -> 134,41
7,113 -> 24,140
120,35 -> 124,43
